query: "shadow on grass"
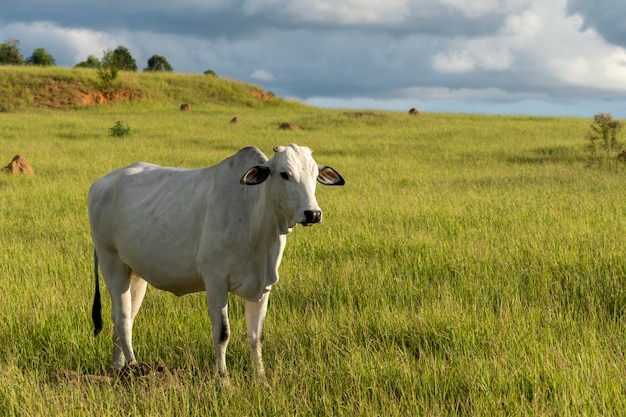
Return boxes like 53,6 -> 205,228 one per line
506,146 -> 584,165
48,360 -> 183,388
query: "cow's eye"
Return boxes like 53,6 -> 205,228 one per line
280,172 -> 289,180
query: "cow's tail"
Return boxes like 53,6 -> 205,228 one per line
92,249 -> 103,337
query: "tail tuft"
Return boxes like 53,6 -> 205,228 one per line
92,250 -> 103,337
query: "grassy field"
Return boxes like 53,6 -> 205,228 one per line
1,70 -> 626,415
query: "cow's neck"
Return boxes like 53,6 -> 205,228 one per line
228,184 -> 288,301
250,184 -> 293,237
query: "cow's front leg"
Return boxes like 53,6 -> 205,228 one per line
206,291 -> 230,383
245,291 -> 270,379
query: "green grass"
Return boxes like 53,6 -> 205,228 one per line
1,70 -> 626,415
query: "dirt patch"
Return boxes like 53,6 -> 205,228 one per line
75,87 -> 143,108
24,78 -> 142,110
251,90 -> 272,101
49,361 -> 183,387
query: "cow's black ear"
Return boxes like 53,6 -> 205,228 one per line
318,166 -> 345,186
241,165 -> 271,185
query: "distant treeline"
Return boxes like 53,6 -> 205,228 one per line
0,38 -> 217,75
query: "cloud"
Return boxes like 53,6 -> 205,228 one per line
250,69 -> 274,81
280,0 -> 411,24
0,21 -> 119,65
426,1 -> 626,97
566,0 -> 626,48
439,0 -> 530,18
392,86 -> 548,102
432,47 -> 513,73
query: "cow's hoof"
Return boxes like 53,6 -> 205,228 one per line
215,372 -> 231,390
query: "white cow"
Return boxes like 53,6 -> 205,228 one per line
88,144 -> 344,381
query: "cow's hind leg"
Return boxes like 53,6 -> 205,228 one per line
129,272 -> 148,323
117,273 -> 148,369
99,254 -> 138,369
245,291 -> 269,379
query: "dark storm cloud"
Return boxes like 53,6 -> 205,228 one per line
0,0 -> 507,41
566,0 -> 626,47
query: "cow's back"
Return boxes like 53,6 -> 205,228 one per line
88,146 -> 267,232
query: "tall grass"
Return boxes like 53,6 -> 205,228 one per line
1,99 -> 626,415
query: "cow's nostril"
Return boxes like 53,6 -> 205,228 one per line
304,210 -> 322,224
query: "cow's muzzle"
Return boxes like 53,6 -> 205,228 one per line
301,210 -> 322,226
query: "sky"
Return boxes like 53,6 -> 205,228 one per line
1,0 -> 626,117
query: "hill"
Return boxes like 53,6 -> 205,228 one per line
0,66 -> 293,112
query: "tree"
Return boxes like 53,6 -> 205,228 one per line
204,69 -> 217,77
27,47 -> 56,66
96,49 -> 122,92
103,46 -> 137,72
144,54 -> 173,72
0,38 -> 24,65
97,53 -> 119,91
74,55 -> 101,69
586,112 -> 623,167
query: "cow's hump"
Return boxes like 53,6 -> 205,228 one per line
225,146 -> 268,172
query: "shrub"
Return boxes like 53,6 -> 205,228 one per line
586,112 -> 623,167
97,61 -> 119,92
109,121 -> 130,137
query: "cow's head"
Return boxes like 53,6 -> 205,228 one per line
240,144 -> 344,228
